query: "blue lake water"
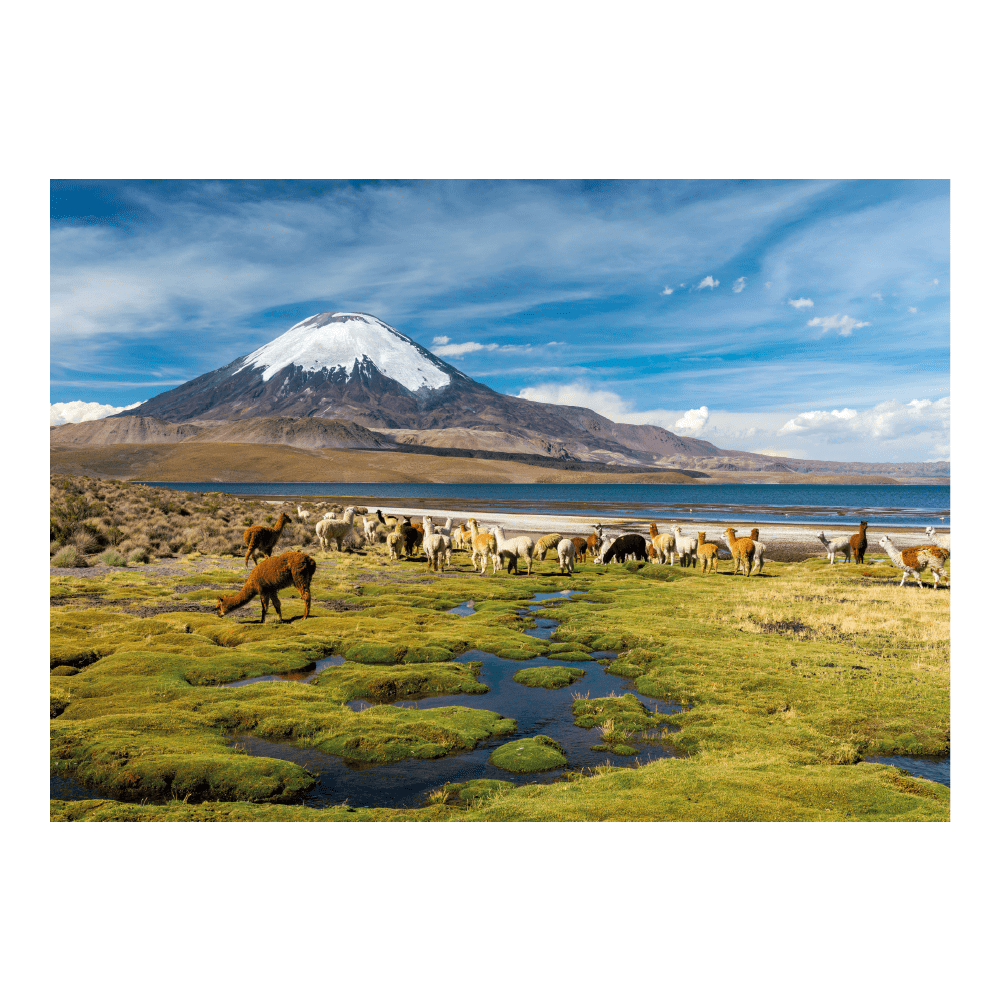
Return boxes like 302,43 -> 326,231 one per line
139,482 -> 949,529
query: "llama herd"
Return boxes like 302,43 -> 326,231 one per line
217,505 -> 950,622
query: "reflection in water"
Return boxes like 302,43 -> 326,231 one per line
223,654 -> 346,688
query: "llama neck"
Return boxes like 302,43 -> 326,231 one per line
220,577 -> 258,613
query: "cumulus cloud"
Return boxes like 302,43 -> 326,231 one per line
779,397 -> 950,444
732,277 -> 746,293
788,297 -> 814,309
806,314 -> 870,336
697,276 -> 720,290
432,339 -> 501,357
908,306 -> 918,313
674,406 -> 709,433
660,285 -> 674,295
50,400 -> 145,426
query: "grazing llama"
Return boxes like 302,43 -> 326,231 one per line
879,536 -> 950,588
725,527 -> 757,577
817,530 -> 853,565
594,534 -> 647,564
571,537 -> 589,564
216,552 -> 316,623
696,531 -> 719,574
243,512 -> 292,567
850,520 -> 869,564
556,537 -> 576,575
532,533 -> 563,561
492,524 -> 534,575
421,516 -> 452,572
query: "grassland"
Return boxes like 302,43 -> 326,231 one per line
50,475 -> 950,822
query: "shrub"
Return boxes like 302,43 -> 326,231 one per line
51,546 -> 88,568
100,548 -> 128,567
128,548 -> 150,564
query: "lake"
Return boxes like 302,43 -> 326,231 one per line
139,482 -> 950,529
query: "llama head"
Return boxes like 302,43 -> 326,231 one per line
215,596 -> 226,617
276,512 -> 291,528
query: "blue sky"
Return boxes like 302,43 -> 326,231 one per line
50,179 -> 949,462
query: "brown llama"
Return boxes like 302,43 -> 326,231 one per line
571,537 -> 589,563
696,531 -> 719,574
243,512 -> 292,567
725,527 -> 757,577
850,520 -> 869,564
216,552 -> 317,623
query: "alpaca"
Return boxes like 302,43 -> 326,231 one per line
421,516 -> 452,572
362,515 -> 381,545
879,536 -> 950,588
531,533 -> 563,561
925,526 -> 951,549
453,522 -> 474,551
749,527 -> 766,575
386,528 -> 405,560
672,525 -> 699,568
216,552 -> 316,624
492,524 -> 534,575
586,526 -> 604,558
594,534 -> 647,564
696,531 -> 719,574
571,537 -> 589,563
725,527 -> 757,577
817,530 -> 852,565
466,519 -> 500,575
648,521 -> 676,565
556,537 -> 576,574
400,523 -> 421,557
316,506 -> 359,553
296,505 -> 311,521
850,520 -> 869,564
243,512 -> 292,567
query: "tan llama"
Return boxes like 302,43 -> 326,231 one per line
696,531 -> 719,574
216,551 -> 317,623
243,512 -> 292,567
725,527 -> 757,577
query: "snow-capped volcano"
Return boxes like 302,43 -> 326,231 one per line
236,312 -> 452,392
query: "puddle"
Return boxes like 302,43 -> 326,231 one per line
865,754 -> 950,787
445,600 -> 477,616
230,589 -> 683,809
223,654 -> 346,688
50,773 -> 104,802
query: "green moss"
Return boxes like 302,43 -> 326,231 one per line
489,735 -> 568,773
512,665 -> 587,689
314,660 -> 488,702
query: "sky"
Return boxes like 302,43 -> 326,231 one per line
50,179 -> 949,462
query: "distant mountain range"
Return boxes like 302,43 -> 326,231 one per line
56,311 -> 949,479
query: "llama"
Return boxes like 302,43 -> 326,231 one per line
399,523 -> 421,557
296,505 -> 311,522
749,528 -> 766,575
243,512 -> 292,567
850,521 -> 869,565
362,515 -> 381,545
672,526 -> 699,568
725,527 -> 757,577
817,530 -> 852,565
586,526 -> 604,558
386,527 -> 405,560
216,552 -> 316,624
421,516 -> 452,572
925,526 -> 951,549
556,537 -> 576,575
696,531 -> 719,574
316,506 -> 362,553
649,521 -> 676,565
492,524 -> 534,575
531,533 -> 563,561
466,519 -> 500,575
571,537 -> 589,564
594,534 -> 648,564
879,536 -> 950,588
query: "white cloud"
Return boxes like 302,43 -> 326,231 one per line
432,335 -> 450,346
779,397 -> 950,443
732,277 -> 746,293
660,285 -> 674,295
871,292 -> 883,301
674,406 -> 709,433
697,276 -> 720,290
806,314 -> 870,336
50,400 -> 145,426
432,340 -> 501,357
908,306 -> 918,313
788,297 -> 814,309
